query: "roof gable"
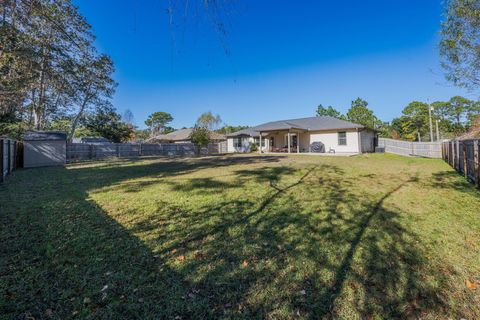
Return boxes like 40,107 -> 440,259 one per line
227,116 -> 364,137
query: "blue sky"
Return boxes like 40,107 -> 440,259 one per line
75,0 -> 473,129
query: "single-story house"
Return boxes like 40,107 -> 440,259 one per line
226,128 -> 266,153
147,128 -> 226,144
226,116 -> 376,154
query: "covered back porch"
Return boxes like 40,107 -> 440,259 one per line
258,129 -> 309,154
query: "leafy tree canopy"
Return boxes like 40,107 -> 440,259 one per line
196,112 -> 222,130
216,125 -> 249,134
316,104 -> 342,118
345,98 -> 380,128
190,126 -> 211,155
440,0 -> 480,90
83,106 -> 133,143
145,112 -> 173,134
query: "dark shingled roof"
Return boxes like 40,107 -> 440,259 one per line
227,116 -> 364,137
226,128 -> 261,138
148,128 -> 226,142
23,131 -> 67,141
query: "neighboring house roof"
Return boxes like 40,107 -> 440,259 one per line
457,117 -> 480,140
23,131 -> 67,141
226,128 -> 260,138
227,116 -> 365,137
148,128 -> 226,142
78,137 -> 110,144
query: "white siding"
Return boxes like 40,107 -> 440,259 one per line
227,137 -> 253,153
309,130 -> 360,153
227,136 -> 268,153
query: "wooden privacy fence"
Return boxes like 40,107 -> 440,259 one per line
377,138 -> 442,158
442,139 -> 480,188
66,142 -> 228,162
0,138 -> 18,182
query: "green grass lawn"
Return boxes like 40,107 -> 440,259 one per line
1,154 -> 479,319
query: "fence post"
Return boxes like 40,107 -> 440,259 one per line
462,141 -> 467,178
139,143 -> 142,156
0,139 -> 4,183
7,140 -> 11,173
455,141 -> 459,171
474,141 -> 479,188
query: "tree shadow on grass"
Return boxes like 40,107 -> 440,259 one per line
130,163 -> 454,318
0,156 -> 466,319
429,170 -> 479,195
0,182 -> 195,319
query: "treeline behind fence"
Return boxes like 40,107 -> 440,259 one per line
67,142 -> 228,162
442,139 -> 480,188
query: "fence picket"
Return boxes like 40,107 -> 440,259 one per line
377,138 -> 442,158
0,138 -> 18,183
474,141 -> 479,188
0,140 -> 4,183
443,139 -> 480,188
66,142 -> 226,162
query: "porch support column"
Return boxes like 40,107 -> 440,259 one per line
287,132 -> 291,153
259,132 -> 262,154
297,133 -> 300,153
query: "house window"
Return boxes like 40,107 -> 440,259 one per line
338,132 -> 347,146
254,137 -> 265,147
284,134 -> 298,147
233,137 -> 242,148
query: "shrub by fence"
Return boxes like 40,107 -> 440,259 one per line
442,139 -> 480,188
1,138 -> 18,182
377,138 -> 442,158
66,142 -> 228,162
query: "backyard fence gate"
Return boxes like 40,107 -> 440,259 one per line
442,139 -> 480,188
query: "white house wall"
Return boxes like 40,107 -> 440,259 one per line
309,129 -> 360,153
228,129 -> 369,153
227,137 -> 267,153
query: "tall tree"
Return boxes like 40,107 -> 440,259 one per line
216,125 -> 249,134
400,101 -> 430,141
67,54 -> 116,141
1,0 -> 116,138
316,104 -> 342,118
440,0 -> 480,90
449,95 -> 472,126
196,111 -> 222,130
83,105 -> 133,142
345,98 -> 379,128
190,126 -> 211,155
145,111 -> 173,135
122,109 -> 134,125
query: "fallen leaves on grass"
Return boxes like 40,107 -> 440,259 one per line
465,279 -> 477,290
176,255 -> 185,263
194,250 -> 205,259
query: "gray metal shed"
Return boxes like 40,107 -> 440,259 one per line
23,131 -> 67,168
